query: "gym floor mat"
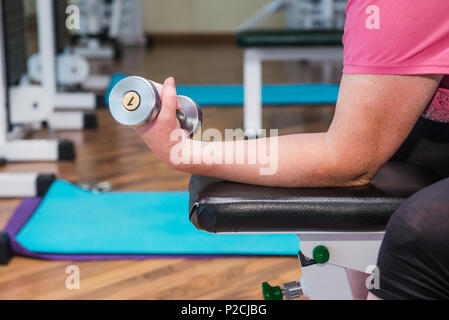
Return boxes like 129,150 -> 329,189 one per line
3,180 -> 298,260
176,83 -> 339,106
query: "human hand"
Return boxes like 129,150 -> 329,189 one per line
135,77 -> 188,164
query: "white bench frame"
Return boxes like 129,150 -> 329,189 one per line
297,231 -> 383,300
243,47 -> 343,137
223,230 -> 383,300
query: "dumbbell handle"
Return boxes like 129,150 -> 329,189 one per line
176,109 -> 187,126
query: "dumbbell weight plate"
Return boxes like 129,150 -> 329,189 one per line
176,95 -> 202,137
109,76 -> 161,127
109,76 -> 202,136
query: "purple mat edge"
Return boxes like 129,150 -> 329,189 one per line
2,198 -> 246,261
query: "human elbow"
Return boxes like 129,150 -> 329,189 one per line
329,150 -> 379,187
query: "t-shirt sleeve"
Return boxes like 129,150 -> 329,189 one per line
343,0 -> 449,75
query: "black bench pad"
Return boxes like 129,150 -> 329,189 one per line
236,29 -> 343,48
189,162 -> 440,233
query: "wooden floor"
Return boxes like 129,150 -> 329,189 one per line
0,44 -> 337,299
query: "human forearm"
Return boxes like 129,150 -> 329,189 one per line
135,74 -> 443,189
166,132 -> 370,188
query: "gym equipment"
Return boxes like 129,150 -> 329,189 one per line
262,281 -> 302,300
238,0 -> 347,32
0,180 -> 297,264
109,76 -> 202,136
18,0 -> 97,130
0,173 -> 56,198
0,0 -> 74,161
8,0 -> 97,131
112,0 -> 145,46
0,232 -> 12,265
237,29 -> 343,138
71,0 -> 121,59
27,0 -> 111,92
188,136 -> 449,299
28,50 -> 89,87
237,0 -> 345,137
78,180 -> 113,193
0,0 -> 74,196
72,0 -> 145,60
28,51 -> 110,92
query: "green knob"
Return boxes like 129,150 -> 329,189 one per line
313,245 -> 330,264
262,282 -> 283,300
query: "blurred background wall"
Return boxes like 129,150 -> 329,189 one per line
22,0 -> 285,33
141,0 -> 284,33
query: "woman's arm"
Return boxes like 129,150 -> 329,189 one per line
136,74 -> 442,188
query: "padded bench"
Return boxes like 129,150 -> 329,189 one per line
188,161 -> 442,299
189,162 -> 438,233
236,29 -> 344,137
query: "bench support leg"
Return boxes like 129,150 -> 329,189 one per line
297,234 -> 382,300
300,260 -> 353,300
261,233 -> 383,300
244,49 -> 262,138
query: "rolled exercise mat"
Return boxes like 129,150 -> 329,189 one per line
3,180 -> 298,260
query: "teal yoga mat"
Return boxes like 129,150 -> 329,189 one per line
105,73 -> 339,107
15,180 -> 298,256
176,83 -> 339,106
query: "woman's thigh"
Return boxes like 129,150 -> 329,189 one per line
370,178 -> 449,300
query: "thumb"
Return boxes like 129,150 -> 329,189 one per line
159,77 -> 178,121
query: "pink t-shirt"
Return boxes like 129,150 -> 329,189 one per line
343,0 -> 449,75
342,0 -> 449,122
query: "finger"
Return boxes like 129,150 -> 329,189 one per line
159,77 -> 178,120
152,79 -> 181,110
149,80 -> 163,95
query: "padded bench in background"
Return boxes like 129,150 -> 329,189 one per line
236,29 -> 344,48
236,29 -> 344,137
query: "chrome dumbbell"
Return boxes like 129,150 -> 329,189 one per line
108,76 -> 202,136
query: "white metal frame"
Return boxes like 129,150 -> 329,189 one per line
36,0 -> 96,117
73,0 -> 119,59
0,173 -> 41,198
73,0 -> 114,59
27,50 -> 111,91
222,229 -> 382,300
0,0 -> 59,163
238,0 -> 345,137
297,232 -> 382,300
0,0 -> 59,198
243,47 -> 343,137
73,0 -> 144,58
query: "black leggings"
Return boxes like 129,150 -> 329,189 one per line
370,117 -> 449,299
370,177 -> 449,299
